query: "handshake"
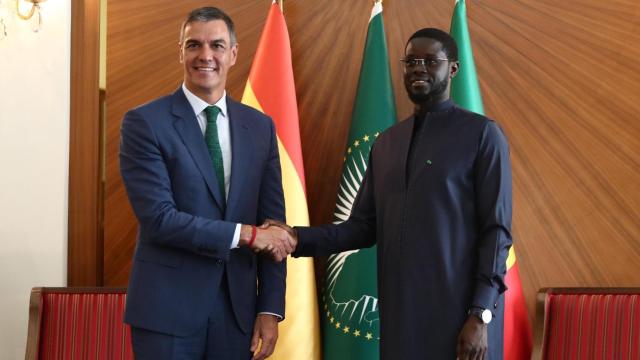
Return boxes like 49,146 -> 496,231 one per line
240,220 -> 297,262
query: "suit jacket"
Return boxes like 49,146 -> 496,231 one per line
294,101 -> 511,359
120,88 -> 286,337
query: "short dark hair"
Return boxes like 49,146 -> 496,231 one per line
179,7 -> 237,45
406,28 -> 458,61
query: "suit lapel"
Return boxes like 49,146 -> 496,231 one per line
171,88 -> 226,210
225,98 -> 254,221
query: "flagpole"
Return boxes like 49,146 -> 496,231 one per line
277,0 -> 283,12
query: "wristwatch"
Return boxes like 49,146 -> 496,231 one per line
468,307 -> 492,324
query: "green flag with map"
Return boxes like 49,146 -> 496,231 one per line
322,2 -> 396,359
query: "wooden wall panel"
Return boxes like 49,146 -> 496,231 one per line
101,0 -> 640,320
467,0 -> 640,318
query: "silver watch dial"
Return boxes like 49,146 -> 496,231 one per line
480,309 -> 492,324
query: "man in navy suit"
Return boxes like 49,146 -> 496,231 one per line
120,7 -> 294,360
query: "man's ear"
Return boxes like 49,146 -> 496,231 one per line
230,43 -> 239,66
450,61 -> 460,78
178,43 -> 184,64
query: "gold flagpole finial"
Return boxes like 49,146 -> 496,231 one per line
277,0 -> 284,12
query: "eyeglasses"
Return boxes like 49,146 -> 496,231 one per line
400,58 -> 449,70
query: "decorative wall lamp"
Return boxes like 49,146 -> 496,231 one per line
16,0 -> 46,32
0,16 -> 7,41
0,0 -> 46,39
0,0 -> 8,40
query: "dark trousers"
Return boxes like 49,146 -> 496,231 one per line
131,277 -> 253,360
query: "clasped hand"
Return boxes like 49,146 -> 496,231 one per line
248,220 -> 297,262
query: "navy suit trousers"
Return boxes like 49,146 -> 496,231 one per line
131,276 -> 253,360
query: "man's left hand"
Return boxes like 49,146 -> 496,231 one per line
456,316 -> 487,360
251,313 -> 279,360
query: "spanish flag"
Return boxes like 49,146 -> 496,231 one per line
450,1 -> 532,358
241,2 -> 321,359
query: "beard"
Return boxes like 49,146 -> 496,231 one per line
407,76 -> 449,104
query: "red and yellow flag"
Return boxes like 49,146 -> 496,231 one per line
241,3 -> 321,359
504,249 -> 532,359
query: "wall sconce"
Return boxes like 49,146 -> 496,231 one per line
16,0 -> 46,32
0,0 -> 47,39
0,16 -> 7,41
0,0 -> 8,40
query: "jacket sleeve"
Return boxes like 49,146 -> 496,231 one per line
255,119 -> 287,318
471,120 -> 513,312
119,109 -> 236,260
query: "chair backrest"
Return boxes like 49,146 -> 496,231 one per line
532,287 -> 640,360
25,287 -> 133,360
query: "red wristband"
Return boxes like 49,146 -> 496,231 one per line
247,225 -> 257,248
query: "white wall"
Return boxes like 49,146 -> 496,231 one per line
0,0 -> 70,358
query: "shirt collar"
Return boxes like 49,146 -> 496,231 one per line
413,99 -> 454,122
419,99 -> 454,113
181,83 -> 227,118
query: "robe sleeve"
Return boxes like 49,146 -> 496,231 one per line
293,149 -> 377,256
471,120 -> 513,313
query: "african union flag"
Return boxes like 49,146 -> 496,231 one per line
322,2 -> 396,359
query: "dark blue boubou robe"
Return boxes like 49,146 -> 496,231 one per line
295,100 -> 512,359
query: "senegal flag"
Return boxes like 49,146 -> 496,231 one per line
322,2 -> 397,359
241,2 -> 321,359
450,1 -> 533,358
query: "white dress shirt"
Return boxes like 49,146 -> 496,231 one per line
182,84 -> 282,320
182,84 -> 240,248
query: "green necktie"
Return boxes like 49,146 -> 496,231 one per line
204,105 -> 226,206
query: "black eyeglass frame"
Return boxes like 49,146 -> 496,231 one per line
400,57 -> 450,70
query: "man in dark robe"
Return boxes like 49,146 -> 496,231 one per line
268,28 -> 512,359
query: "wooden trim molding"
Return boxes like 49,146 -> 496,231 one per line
24,287 -> 43,360
68,0 -> 102,286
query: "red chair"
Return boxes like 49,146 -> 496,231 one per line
532,287 -> 640,360
25,287 -> 133,360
